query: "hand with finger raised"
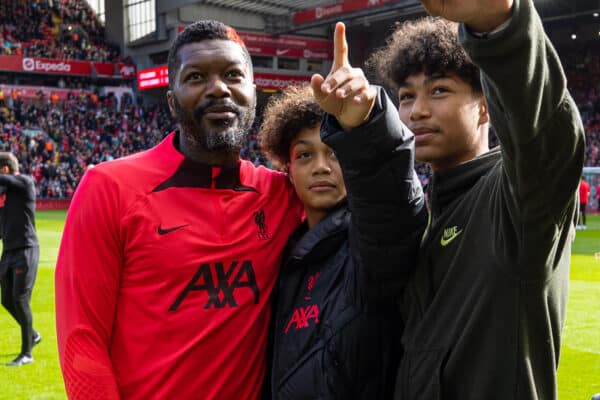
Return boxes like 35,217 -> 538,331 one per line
311,22 -> 377,131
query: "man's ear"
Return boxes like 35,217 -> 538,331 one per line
167,90 -> 177,119
478,96 -> 489,126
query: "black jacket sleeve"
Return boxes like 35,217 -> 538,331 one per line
321,86 -> 427,303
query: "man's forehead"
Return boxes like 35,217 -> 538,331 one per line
178,40 -> 247,66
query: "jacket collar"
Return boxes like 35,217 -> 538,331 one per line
428,148 -> 500,218
287,202 -> 349,264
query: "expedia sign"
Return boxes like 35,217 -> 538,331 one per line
19,57 -> 91,75
27,58 -> 72,73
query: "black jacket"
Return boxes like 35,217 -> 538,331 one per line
269,203 -> 402,399
0,174 -> 38,251
268,87 -> 427,399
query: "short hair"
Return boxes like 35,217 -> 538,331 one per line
167,20 -> 252,88
259,85 -> 323,170
0,152 -> 19,173
368,17 -> 482,92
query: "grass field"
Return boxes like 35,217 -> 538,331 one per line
0,210 -> 599,399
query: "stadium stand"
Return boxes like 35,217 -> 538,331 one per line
0,0 -> 596,199
0,0 -> 126,62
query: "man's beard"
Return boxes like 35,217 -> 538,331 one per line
174,96 -> 255,153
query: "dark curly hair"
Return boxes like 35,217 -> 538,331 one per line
167,20 -> 251,88
259,85 -> 323,170
368,17 -> 481,92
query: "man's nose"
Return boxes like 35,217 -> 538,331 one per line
206,76 -> 231,97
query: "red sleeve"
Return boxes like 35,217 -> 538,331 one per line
55,168 -> 123,399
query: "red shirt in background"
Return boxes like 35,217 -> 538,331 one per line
579,179 -> 590,204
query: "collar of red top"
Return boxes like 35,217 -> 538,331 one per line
153,132 -> 257,192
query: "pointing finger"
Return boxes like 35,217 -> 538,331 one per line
332,22 -> 349,71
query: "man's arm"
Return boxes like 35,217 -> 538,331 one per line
458,0 -> 585,276
55,168 -> 122,399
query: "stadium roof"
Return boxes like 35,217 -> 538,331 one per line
200,0 -> 600,34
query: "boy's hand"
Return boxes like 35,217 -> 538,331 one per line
419,0 -> 514,32
311,22 -> 376,131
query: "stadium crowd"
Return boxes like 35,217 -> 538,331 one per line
0,0 -> 598,198
0,0 -> 126,63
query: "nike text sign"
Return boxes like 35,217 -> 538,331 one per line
246,45 -> 332,60
294,0 -> 391,24
238,32 -> 332,51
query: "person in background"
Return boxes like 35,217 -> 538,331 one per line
579,176 -> 590,229
0,152 -> 41,367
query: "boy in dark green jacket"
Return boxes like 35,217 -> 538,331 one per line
358,0 -> 584,398
314,0 -> 584,398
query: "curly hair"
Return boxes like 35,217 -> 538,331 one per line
167,20 -> 251,88
259,85 -> 323,170
368,17 -> 481,92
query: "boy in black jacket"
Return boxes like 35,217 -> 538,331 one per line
315,0 -> 583,398
260,84 -> 424,399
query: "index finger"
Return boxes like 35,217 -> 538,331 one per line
332,22 -> 349,70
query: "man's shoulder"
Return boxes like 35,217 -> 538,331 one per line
84,135 -> 179,192
240,160 -> 290,189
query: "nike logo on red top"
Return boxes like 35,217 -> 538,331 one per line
158,224 -> 188,235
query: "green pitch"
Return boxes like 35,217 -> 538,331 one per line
0,210 -> 599,399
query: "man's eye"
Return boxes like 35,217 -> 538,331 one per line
297,151 -> 311,159
432,87 -> 448,95
226,70 -> 244,78
186,72 -> 203,81
399,93 -> 414,101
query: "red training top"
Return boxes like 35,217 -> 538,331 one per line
579,179 -> 590,204
55,132 -> 303,399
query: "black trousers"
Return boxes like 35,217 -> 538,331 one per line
0,246 -> 39,356
579,202 -> 588,225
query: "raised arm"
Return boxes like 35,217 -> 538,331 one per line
55,168 -> 122,399
429,0 -> 585,276
312,23 -> 426,301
